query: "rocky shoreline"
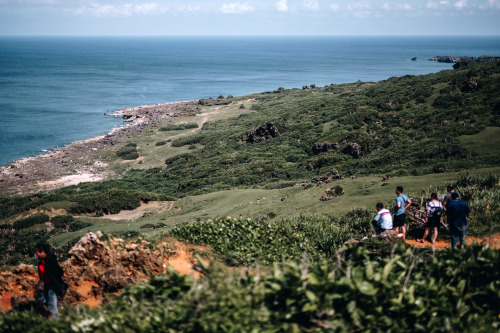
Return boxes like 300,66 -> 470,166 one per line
0,100 -> 195,195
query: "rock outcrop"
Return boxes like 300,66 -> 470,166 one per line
312,141 -> 363,158
0,231 -> 176,312
246,123 -> 280,143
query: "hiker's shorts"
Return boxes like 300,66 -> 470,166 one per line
393,213 -> 406,227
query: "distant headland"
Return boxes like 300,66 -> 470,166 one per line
429,55 -> 500,63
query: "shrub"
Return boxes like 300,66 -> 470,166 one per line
170,212 -> 372,266
69,189 -> 145,215
171,134 -> 205,148
13,213 -> 50,230
155,141 -> 166,146
51,215 -> 91,232
159,124 -> 199,131
116,143 -> 139,160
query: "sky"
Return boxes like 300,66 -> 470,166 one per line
0,0 -> 499,36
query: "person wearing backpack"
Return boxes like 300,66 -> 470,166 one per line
417,193 -> 443,245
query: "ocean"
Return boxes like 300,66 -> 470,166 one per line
1,36 -> 500,167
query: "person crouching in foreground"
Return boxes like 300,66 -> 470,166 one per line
446,192 -> 471,250
35,242 -> 67,319
393,186 -> 411,239
417,193 -> 443,245
372,203 -> 393,236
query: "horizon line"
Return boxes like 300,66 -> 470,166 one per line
1,34 -> 500,38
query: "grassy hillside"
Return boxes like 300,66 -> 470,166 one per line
1,62 -> 499,251
1,62 -> 500,332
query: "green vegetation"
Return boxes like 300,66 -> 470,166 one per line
13,213 -> 49,230
171,211 -> 372,266
1,62 -> 499,331
46,61 -> 500,198
455,173 -> 500,236
459,126 -> 500,156
116,143 -> 139,160
50,215 -> 92,234
159,123 -> 199,131
2,244 -> 498,332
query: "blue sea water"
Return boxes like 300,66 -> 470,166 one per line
1,36 -> 500,167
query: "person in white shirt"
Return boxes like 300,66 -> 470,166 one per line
372,203 -> 393,234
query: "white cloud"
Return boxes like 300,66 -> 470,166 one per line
0,0 -> 60,4
347,2 -> 371,18
176,5 -> 202,12
440,1 -> 450,5
480,0 -> 500,9
220,2 -> 254,14
275,0 -> 288,12
454,0 -> 467,9
302,0 -> 319,11
397,3 -> 412,10
330,4 -> 339,11
72,2 -> 168,17
426,1 -> 439,9
383,2 -> 412,11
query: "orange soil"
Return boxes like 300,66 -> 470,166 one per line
405,234 -> 500,249
1,241 -> 208,311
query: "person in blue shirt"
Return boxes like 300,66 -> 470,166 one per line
393,186 -> 411,239
446,192 -> 471,250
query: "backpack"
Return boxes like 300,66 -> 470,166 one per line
430,201 -> 442,221
434,206 -> 443,217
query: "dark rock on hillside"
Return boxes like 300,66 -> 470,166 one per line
311,169 -> 342,186
246,123 -> 280,143
312,141 -> 362,158
312,142 -> 339,154
342,142 -> 362,159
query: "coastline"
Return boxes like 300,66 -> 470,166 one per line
0,100 -> 196,195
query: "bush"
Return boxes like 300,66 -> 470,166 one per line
51,215 -> 91,232
170,211 -> 372,266
171,134 -> 205,148
116,143 -> 139,160
69,189 -> 145,215
13,213 -> 50,230
159,123 -> 199,131
0,229 -> 49,266
155,141 -> 166,146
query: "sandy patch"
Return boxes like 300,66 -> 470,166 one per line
37,172 -> 108,189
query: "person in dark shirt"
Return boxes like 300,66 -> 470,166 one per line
35,243 -> 67,319
443,184 -> 461,208
446,192 -> 471,250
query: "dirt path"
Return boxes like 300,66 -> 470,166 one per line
405,234 -> 500,249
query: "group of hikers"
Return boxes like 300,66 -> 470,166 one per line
372,185 -> 471,249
